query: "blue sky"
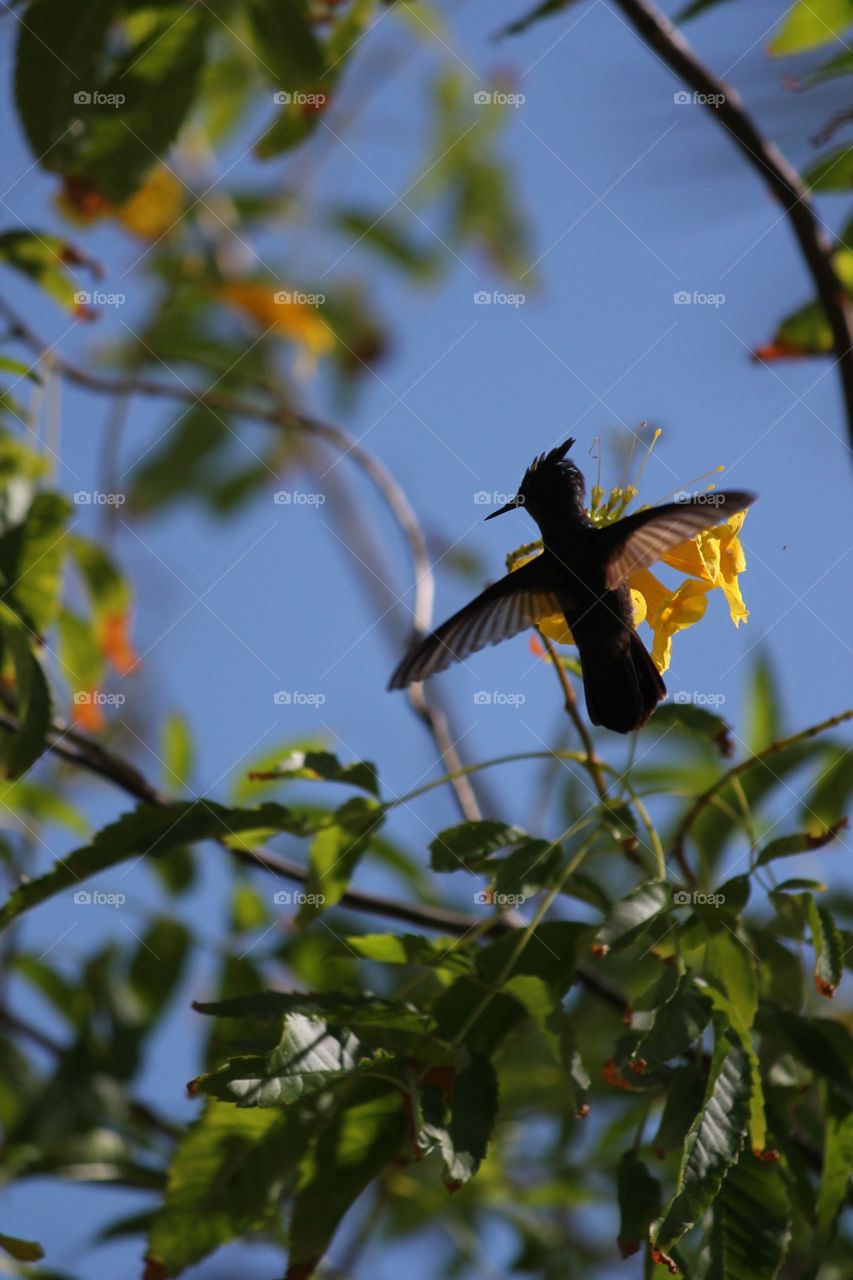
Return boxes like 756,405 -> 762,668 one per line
2,0 -> 852,1275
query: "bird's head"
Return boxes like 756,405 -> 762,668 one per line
485,437 -> 585,526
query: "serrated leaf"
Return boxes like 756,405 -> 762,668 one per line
710,1149 -> 791,1279
631,975 -> 713,1074
145,1102 -> 296,1277
595,880 -> 670,951
191,1012 -> 362,1106
654,1039 -> 752,1251
809,898 -> 844,997
299,796 -> 384,923
250,749 -> 379,797
345,932 -> 472,973
655,1057 -> 707,1155
429,820 -> 526,872
0,800 -> 317,927
420,1052 -> 498,1185
652,701 -> 734,756
493,838 -> 562,898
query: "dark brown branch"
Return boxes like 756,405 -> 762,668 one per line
611,0 -> 853,454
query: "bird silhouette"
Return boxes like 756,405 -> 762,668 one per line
389,438 -> 755,733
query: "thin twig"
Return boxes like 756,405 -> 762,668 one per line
611,0 -> 853,453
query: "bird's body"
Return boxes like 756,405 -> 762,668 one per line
389,439 -> 755,733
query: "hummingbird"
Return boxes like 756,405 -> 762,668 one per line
389,438 -> 756,733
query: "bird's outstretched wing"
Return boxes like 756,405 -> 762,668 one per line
388,556 -> 561,689
601,491 -> 756,589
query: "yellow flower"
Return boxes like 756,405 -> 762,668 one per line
662,511 -> 749,627
630,570 -> 711,674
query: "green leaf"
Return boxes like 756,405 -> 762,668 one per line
745,651 -> 782,752
499,0 -> 578,38
0,600 -> 52,778
161,713 -> 194,793
770,0 -> 853,55
128,918 -> 190,1023
677,0 -> 737,20
245,0 -> 325,90
286,1082 -> 405,1278
15,1 -> 210,201
700,975 -> 766,1153
705,931 -> 758,1033
631,975 -> 713,1074
0,1232 -> 44,1262
420,1052 -> 498,1185
654,1038 -> 752,1251
815,1095 -> 853,1245
331,209 -> 441,280
757,1007 -> 853,1103
299,796 -> 384,923
0,800 -> 317,927
146,1102 -> 296,1277
346,932 -> 473,974
617,1152 -> 661,1258
651,701 -> 734,756
809,898 -> 844,998
595,880 -> 670,951
251,749 -> 379,797
655,1057 -> 707,1155
757,821 -> 847,865
191,1011 -> 363,1107
710,1150 -> 792,1279
493,838 -> 562,899
0,491 -> 71,632
429,820 -> 526,872
0,230 -> 94,312
804,144 -> 853,192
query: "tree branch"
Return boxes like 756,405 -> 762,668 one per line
611,0 -> 853,454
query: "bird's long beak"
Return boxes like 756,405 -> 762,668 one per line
484,498 -> 520,521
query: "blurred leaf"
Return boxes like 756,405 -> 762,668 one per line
286,1082 -> 405,1278
815,1095 -> 853,1246
161,713 -> 194,794
0,800 -> 319,926
230,882 -> 269,934
0,230 -> 94,312
251,749 -> 379,797
0,600 -> 51,777
500,0 -> 578,38
15,1 -> 209,201
709,1150 -> 791,1279
129,404 -> 231,514
346,932 -> 472,971
655,1057 -> 706,1155
493,838 -> 561,898
429,819 -> 526,872
146,1102 -> 295,1277
617,1151 -> 661,1259
678,0 -> 737,18
300,796 -> 384,923
0,492 -> 70,633
246,0 -> 325,90
744,651 -> 781,752
654,1039 -> 751,1251
331,209 -> 442,280
128,919 -> 190,1023
651,701 -> 734,756
803,744 -> 853,831
0,1233 -> 44,1262
756,820 -> 847,865
804,144 -> 853,191
770,0 -> 853,55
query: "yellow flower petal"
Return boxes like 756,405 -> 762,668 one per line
647,578 -> 711,675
